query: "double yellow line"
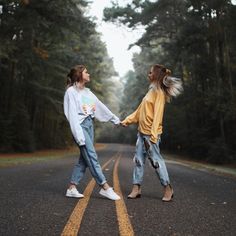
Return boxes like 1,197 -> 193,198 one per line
114,155 -> 134,236
61,153 -> 134,236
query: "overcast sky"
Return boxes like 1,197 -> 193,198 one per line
88,0 -> 144,78
87,0 -> 236,77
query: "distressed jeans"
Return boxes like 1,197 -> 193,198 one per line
70,116 -> 106,186
133,132 -> 170,186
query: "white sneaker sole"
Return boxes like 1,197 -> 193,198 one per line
66,193 -> 84,198
99,191 -> 120,201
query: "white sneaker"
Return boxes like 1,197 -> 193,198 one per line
99,187 -> 121,200
66,188 -> 84,198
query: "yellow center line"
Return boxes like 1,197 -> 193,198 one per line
113,155 -> 134,236
61,154 -> 118,236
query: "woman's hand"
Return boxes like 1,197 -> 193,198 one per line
121,120 -> 128,127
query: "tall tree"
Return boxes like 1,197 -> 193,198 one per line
104,0 -> 236,164
0,0 -> 117,152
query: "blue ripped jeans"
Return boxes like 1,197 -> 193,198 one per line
70,116 -> 106,186
133,132 -> 170,186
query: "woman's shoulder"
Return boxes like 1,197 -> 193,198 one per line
150,87 -> 165,101
151,86 -> 164,94
65,86 -> 76,95
65,86 -> 81,99
149,86 -> 163,94
156,89 -> 165,99
66,86 -> 95,97
67,85 -> 90,93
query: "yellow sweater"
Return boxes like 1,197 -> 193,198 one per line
123,88 -> 165,143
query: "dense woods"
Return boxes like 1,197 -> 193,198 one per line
1,0 -> 236,165
103,0 -> 236,164
0,0 -> 116,152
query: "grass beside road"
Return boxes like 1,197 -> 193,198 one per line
0,144 -> 106,167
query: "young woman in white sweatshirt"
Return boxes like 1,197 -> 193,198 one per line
64,64 -> 120,200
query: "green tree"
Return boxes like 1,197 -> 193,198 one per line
104,0 -> 236,164
0,0 -> 117,152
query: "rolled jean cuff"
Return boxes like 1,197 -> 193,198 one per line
161,181 -> 170,187
99,180 -> 107,186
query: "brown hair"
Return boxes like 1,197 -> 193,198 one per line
151,64 -> 183,101
66,65 -> 86,88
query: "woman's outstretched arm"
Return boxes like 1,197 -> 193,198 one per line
94,95 -> 120,125
121,103 -> 142,126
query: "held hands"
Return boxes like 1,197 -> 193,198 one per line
114,121 -> 127,127
113,117 -> 128,127
120,120 -> 128,127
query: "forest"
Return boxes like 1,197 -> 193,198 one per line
0,0 -> 236,164
102,0 -> 236,164
0,0 -> 118,152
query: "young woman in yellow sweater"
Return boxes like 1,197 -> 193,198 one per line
121,64 -> 183,202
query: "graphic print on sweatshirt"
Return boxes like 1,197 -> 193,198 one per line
81,95 -> 96,114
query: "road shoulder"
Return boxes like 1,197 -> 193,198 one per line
164,153 -> 236,179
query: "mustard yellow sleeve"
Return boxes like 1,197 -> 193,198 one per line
150,91 -> 165,143
122,103 -> 142,125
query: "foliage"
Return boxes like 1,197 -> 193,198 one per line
104,0 -> 236,164
0,0 -> 116,152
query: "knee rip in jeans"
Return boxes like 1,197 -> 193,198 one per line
146,149 -> 159,169
154,160 -> 160,169
133,155 -> 143,167
149,157 -> 160,169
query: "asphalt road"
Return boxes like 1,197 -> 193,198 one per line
0,144 -> 235,236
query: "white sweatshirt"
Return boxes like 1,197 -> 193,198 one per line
64,85 -> 120,146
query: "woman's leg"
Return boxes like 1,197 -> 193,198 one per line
132,133 -> 146,185
148,138 -> 173,201
81,117 -> 120,200
66,151 -> 87,198
80,128 -> 107,186
70,152 -> 87,186
78,116 -> 111,186
66,116 -> 119,200
148,138 -> 170,186
128,133 -> 145,199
